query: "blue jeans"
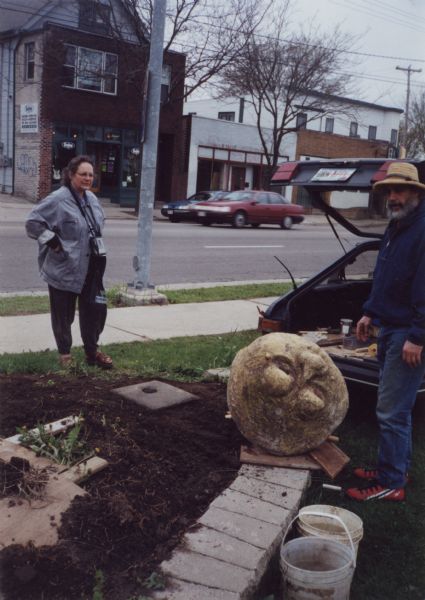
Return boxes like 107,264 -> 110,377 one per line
376,326 -> 425,488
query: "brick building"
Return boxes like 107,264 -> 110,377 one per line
0,0 -> 186,207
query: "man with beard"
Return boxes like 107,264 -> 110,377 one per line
347,162 -> 425,501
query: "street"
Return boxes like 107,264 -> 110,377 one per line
1,215 -> 361,293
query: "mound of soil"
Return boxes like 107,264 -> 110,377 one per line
0,374 -> 245,600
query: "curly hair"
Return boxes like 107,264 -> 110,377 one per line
61,155 -> 94,186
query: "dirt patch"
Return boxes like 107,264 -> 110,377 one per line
0,374 -> 245,600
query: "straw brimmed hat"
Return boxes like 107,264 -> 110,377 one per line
373,162 -> 425,191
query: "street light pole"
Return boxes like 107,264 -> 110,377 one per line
130,0 -> 167,296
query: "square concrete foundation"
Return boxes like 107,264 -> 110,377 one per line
112,380 -> 198,410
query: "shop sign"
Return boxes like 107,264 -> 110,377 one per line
20,103 -> 38,133
130,147 -> 140,156
61,141 -> 76,150
311,168 -> 356,182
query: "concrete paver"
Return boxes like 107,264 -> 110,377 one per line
159,550 -> 255,596
239,464 -> 311,491
198,506 -> 282,550
183,526 -> 265,571
230,475 -> 304,510
111,379 -> 198,410
151,580 -> 239,600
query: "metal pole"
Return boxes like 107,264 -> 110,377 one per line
131,0 -> 167,290
396,65 -> 422,152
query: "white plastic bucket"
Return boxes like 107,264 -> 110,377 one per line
298,504 -> 363,558
280,511 -> 356,600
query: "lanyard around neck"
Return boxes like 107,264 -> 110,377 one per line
68,186 -> 100,237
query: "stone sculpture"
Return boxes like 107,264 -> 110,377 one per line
227,333 -> 348,455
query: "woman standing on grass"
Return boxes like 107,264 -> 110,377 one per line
25,155 -> 113,369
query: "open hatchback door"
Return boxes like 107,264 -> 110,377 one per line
259,158 -> 425,392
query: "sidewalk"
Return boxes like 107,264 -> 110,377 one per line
0,296 -> 276,354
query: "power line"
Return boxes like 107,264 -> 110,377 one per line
1,2 -> 425,65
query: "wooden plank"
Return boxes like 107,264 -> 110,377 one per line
240,445 -> 321,470
309,441 -> 350,479
61,457 -> 108,484
5,415 -> 80,444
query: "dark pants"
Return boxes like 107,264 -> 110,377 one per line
48,257 -> 107,357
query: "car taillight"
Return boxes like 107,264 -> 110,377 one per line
258,316 -> 282,333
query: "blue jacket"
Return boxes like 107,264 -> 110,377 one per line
363,200 -> 425,345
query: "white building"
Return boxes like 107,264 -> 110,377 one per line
182,94 -> 402,202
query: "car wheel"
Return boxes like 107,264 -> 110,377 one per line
200,219 -> 211,226
281,216 -> 293,230
232,211 -> 247,228
169,217 -> 180,223
251,223 -> 260,228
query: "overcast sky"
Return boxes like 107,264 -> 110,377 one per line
290,0 -> 425,109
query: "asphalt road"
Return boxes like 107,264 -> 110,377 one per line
1,216 -> 361,293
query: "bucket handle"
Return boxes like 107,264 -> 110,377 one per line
282,510 -> 356,568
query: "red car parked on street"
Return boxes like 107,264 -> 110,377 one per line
194,190 -> 305,229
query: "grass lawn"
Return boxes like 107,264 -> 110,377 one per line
0,282 -> 292,316
1,331 -> 424,599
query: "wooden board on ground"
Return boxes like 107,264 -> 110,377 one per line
0,439 -> 107,549
240,444 -> 322,470
308,440 -> 350,479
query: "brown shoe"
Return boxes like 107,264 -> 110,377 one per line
86,351 -> 113,369
59,354 -> 73,367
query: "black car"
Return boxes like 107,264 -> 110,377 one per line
161,190 -> 226,222
259,157 -> 425,393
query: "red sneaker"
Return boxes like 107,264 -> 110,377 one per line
346,484 -> 405,502
353,468 -> 410,483
353,467 -> 378,480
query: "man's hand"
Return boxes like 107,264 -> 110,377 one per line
356,315 -> 372,342
402,340 -> 423,368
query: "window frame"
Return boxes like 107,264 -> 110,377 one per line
218,112 -> 236,122
325,117 -> 334,133
79,0 -> 111,34
349,121 -> 358,137
24,42 -> 35,81
368,125 -> 377,140
63,44 -> 118,96
296,112 -> 308,130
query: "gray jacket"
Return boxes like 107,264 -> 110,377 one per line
25,186 -> 105,293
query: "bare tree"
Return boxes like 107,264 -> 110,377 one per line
122,0 -> 272,99
217,7 -> 360,184
406,93 -> 425,159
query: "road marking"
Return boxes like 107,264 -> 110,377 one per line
204,245 -> 285,249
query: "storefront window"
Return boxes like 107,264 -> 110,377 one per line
86,126 -> 103,140
122,146 -> 141,189
104,128 -> 121,142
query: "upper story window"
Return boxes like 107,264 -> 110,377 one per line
63,44 -> 118,95
349,121 -> 358,137
24,42 -> 35,80
218,112 -> 235,121
368,125 -> 377,140
390,128 -> 398,146
79,0 -> 111,34
161,64 -> 171,104
325,117 -> 334,133
296,112 -> 307,129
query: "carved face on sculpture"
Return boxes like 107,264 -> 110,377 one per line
227,333 -> 348,456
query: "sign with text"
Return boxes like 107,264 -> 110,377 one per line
311,168 -> 356,182
20,103 -> 38,133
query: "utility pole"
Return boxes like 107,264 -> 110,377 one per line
127,0 -> 167,304
396,65 -> 422,155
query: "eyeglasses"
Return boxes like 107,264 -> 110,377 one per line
382,185 -> 408,195
76,171 -> 94,177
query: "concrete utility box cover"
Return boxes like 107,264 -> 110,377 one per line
112,380 -> 198,410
